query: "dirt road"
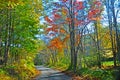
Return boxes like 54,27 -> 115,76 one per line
34,66 -> 72,80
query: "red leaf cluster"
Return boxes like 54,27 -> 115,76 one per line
54,13 -> 61,19
46,25 -> 66,34
88,9 -> 101,20
62,0 -> 68,2
45,16 -> 53,23
76,2 -> 84,10
66,17 -> 71,23
94,1 -> 101,6
46,27 -> 57,32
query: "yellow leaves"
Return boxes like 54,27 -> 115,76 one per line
18,1 -> 24,6
7,0 -> 24,8
75,34 -> 81,46
33,13 -> 41,22
0,74 -> 16,80
62,7 -> 67,16
32,0 -> 43,12
101,31 -> 116,49
0,0 -> 19,9
8,1 -> 17,8
0,1 -> 7,9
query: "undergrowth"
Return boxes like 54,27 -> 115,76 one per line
0,60 -> 40,80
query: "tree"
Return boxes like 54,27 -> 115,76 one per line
104,0 -> 120,67
43,0 -> 102,72
0,0 -> 42,66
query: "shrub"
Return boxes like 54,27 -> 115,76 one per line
79,68 -> 114,80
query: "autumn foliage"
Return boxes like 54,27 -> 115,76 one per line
48,37 -> 64,51
45,16 -> 53,23
44,0 -> 102,53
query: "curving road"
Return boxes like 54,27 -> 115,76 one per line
34,66 -> 72,80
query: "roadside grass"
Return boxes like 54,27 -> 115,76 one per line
75,61 -> 119,80
49,60 -> 119,80
102,61 -> 114,67
0,63 -> 41,80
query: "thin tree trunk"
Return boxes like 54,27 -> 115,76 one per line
111,1 -> 120,65
105,0 -> 117,67
94,22 -> 101,68
3,8 -> 12,65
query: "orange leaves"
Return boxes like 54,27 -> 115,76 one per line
54,13 -> 61,19
90,17 -> 101,21
89,9 -> 100,16
87,1 -> 102,21
62,0 -> 68,2
48,34 -> 80,48
46,24 -> 66,34
65,17 -> 84,26
60,28 -> 66,33
76,1 -> 84,10
74,18 -> 80,26
88,9 -> 101,20
48,34 -> 70,52
45,16 -> 53,23
46,27 -> 57,32
54,14 -> 60,18
74,18 -> 83,26
94,1 -> 101,6
75,34 -> 81,46
65,17 -> 71,23
48,37 -> 64,52
51,24 -> 58,28
45,24 -> 58,32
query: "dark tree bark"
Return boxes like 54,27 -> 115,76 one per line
68,0 -> 76,72
94,22 -> 101,68
3,8 -> 12,65
105,0 -> 119,67
111,0 -> 120,64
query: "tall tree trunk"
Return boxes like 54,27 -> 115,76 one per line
105,0 -> 117,67
111,0 -> 120,65
0,9 -> 5,65
3,8 -> 12,65
0,13 -> 3,65
3,8 -> 9,65
69,0 -> 77,72
94,21 -> 101,68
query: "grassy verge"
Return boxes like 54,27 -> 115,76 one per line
45,60 -> 120,80
0,64 -> 40,80
102,61 -> 114,67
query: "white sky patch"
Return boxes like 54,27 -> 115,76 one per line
47,26 -> 52,28
53,0 -> 59,2
118,18 -> 120,23
77,0 -> 85,2
39,29 -> 44,32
